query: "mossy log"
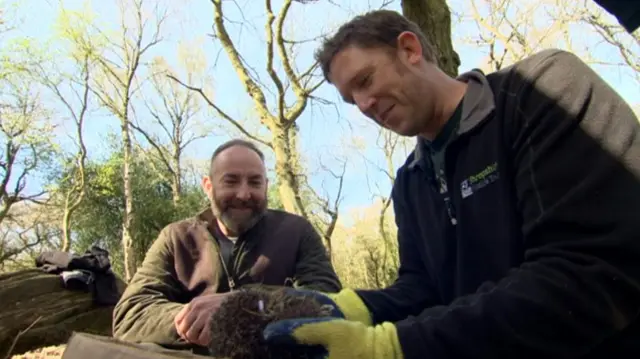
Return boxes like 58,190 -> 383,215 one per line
0,269 -> 126,357
61,333 -> 211,359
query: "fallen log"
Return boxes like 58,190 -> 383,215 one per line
61,333 -> 211,359
0,269 -> 126,357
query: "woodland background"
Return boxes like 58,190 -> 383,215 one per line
0,0 -> 638,291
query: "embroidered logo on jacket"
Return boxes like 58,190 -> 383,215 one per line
461,162 -> 499,199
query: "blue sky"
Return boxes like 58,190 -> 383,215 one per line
4,0 -> 639,218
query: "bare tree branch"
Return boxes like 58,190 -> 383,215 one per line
210,0 -> 273,126
132,58 -> 211,204
265,0 -> 287,122
2,316 -> 42,359
580,10 -> 639,82
52,56 -> 90,252
304,155 -> 347,258
167,74 -> 272,147
0,84 -> 54,224
74,0 -> 167,281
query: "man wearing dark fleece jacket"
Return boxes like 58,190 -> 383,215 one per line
262,10 -> 640,359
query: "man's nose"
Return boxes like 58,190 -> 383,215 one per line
354,92 -> 376,115
236,184 -> 251,200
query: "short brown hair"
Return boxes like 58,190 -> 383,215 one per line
314,10 -> 436,82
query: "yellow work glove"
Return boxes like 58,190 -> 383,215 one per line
263,317 -> 404,359
285,287 -> 373,325
325,288 -> 373,325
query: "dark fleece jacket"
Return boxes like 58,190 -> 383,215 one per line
356,49 -> 640,358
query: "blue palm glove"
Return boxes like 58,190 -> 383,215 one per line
284,288 -> 373,325
263,317 -> 403,359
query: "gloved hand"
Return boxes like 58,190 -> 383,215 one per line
285,288 -> 372,326
263,317 -> 403,359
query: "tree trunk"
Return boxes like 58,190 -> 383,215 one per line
169,125 -> 182,206
61,208 -> 72,252
171,147 -> 181,206
170,178 -> 181,206
272,127 -> 307,219
0,269 -> 126,357
121,120 -> 136,282
402,0 -> 460,77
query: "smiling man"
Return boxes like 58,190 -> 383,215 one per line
262,10 -> 640,359
112,139 -> 340,354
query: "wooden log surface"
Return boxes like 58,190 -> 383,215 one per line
61,333 -> 213,359
0,269 -> 126,357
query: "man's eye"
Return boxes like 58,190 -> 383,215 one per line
359,75 -> 371,87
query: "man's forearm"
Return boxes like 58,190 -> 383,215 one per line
294,268 -> 342,293
356,271 -> 439,324
393,256 -> 640,359
358,180 -> 441,324
355,206 -> 440,325
293,227 -> 342,293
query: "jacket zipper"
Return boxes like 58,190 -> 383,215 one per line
205,228 -> 237,292
232,239 -> 247,280
216,249 -> 236,291
217,237 -> 248,292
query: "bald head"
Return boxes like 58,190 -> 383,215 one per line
210,144 -> 266,178
209,139 -> 265,177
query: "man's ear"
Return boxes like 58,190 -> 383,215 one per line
396,31 -> 423,66
201,176 -> 213,199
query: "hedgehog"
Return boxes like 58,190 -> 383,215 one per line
208,286 -> 333,359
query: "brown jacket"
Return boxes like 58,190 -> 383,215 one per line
112,208 -> 341,352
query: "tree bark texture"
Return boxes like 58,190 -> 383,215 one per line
121,120 -> 136,283
272,126 -> 308,218
0,269 -> 126,357
402,0 -> 461,77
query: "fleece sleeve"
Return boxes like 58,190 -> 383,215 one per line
355,181 -> 442,324
393,49 -> 640,359
292,221 -> 342,293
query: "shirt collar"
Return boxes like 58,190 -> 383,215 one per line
408,69 -> 496,171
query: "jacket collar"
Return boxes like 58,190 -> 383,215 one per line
197,207 -> 216,224
408,69 -> 496,170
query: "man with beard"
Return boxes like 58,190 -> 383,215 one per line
112,139 -> 341,354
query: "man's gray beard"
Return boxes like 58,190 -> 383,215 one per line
220,210 -> 264,235
212,202 -> 266,236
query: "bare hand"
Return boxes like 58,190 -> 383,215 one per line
174,292 -> 233,346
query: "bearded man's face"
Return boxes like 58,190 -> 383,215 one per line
204,145 -> 268,236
